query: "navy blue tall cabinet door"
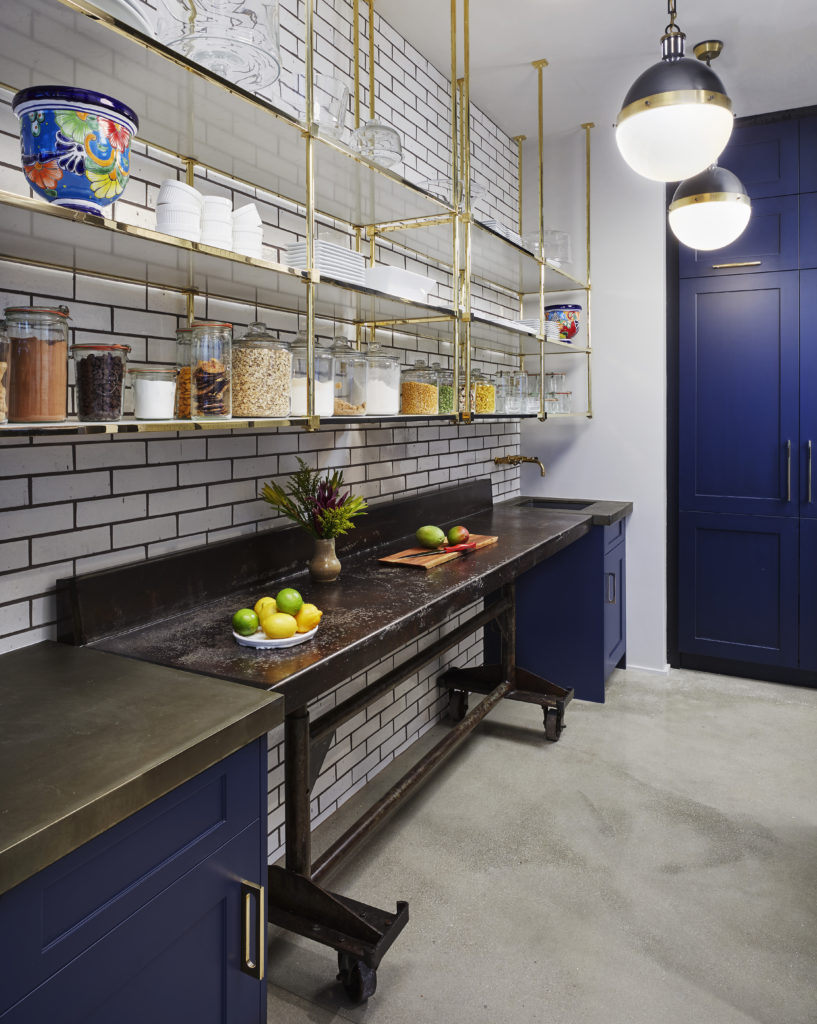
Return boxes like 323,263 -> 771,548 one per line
800,518 -> 817,670
679,272 -> 800,516
679,511 -> 799,665
801,269 -> 817,517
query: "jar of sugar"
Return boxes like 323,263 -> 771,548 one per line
129,366 -> 179,419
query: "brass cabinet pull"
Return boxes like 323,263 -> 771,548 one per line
809,440 -> 813,504
606,572 -> 616,604
711,260 -> 762,269
786,440 -> 792,502
241,881 -> 265,980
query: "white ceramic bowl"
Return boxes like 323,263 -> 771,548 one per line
202,195 -> 232,219
233,623 -> 319,648
157,179 -> 201,208
156,206 -> 201,227
233,203 -> 262,227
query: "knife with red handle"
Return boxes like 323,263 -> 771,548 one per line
394,541 -> 478,559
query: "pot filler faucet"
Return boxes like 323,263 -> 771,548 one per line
493,454 -> 546,477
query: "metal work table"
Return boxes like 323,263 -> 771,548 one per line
61,480 -> 626,1001
0,642 -> 283,897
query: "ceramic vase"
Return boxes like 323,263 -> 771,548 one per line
308,537 -> 341,583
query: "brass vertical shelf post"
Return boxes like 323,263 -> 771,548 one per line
461,0 -> 472,422
532,58 -> 548,421
581,121 -> 594,419
511,134 -> 527,370
450,0 -> 460,415
304,0 -> 316,424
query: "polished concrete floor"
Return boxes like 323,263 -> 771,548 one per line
265,668 -> 817,1024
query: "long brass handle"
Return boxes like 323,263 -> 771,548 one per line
606,572 -> 616,604
711,260 -> 762,269
240,881 -> 265,979
786,440 -> 792,502
809,440 -> 813,504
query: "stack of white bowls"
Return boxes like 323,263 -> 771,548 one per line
200,195 -> 233,249
156,180 -> 202,242
232,204 -> 263,258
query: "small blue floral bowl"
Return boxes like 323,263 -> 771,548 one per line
12,85 -> 139,217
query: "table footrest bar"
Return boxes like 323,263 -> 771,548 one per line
311,679 -> 512,882
439,664 -> 573,709
267,865 -> 408,968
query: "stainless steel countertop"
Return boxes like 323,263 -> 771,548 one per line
0,641 -> 283,895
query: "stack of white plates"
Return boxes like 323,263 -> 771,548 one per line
286,241 -> 365,285
477,217 -> 523,248
516,318 -> 562,340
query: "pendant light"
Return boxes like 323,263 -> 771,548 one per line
615,1 -> 733,182
668,163 -> 750,250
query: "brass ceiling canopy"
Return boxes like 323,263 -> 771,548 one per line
693,40 -> 725,66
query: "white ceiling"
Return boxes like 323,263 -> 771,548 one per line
376,0 -> 817,141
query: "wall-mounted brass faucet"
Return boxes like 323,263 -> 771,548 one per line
493,455 -> 546,477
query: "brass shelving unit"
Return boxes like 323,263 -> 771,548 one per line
0,0 -> 593,433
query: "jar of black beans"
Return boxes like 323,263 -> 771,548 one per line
70,344 -> 131,421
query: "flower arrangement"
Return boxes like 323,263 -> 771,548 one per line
261,457 -> 367,539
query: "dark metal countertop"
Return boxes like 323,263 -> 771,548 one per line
0,642 -> 283,896
513,496 -> 633,526
91,503 -> 595,711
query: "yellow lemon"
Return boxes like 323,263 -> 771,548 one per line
294,603 -> 322,633
261,612 -> 298,639
254,596 -> 276,618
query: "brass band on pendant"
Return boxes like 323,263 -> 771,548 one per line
668,191 -> 751,213
616,88 -> 732,125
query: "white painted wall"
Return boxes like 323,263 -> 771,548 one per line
520,126 -> 669,672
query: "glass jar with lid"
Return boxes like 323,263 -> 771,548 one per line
506,369 -> 528,415
432,361 -> 454,415
332,334 -> 368,415
526,374 -> 541,414
175,326 -> 192,418
290,332 -> 334,417
401,360 -> 438,415
494,370 -> 510,415
0,321 -> 8,424
232,321 -> 291,418
71,343 -> 131,422
190,321 -> 232,419
473,369 -> 496,414
5,305 -> 70,422
129,366 -> 178,420
366,340 -> 400,415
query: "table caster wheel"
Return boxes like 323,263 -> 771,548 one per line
337,952 -> 377,1003
544,706 -> 562,742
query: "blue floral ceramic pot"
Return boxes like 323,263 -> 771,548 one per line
545,303 -> 582,342
12,85 -> 139,217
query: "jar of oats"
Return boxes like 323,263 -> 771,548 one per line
232,322 -> 291,418
400,360 -> 438,415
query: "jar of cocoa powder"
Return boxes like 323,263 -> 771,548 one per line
71,343 -> 131,422
5,306 -> 70,423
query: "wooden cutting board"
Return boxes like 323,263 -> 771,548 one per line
378,534 -> 498,569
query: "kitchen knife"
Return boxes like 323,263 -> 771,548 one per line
393,542 -> 478,559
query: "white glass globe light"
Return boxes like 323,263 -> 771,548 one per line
668,165 -> 751,250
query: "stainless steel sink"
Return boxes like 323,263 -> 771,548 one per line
516,498 -> 594,511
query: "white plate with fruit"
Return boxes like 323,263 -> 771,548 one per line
231,588 -> 323,649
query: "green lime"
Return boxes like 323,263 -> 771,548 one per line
275,588 -> 303,616
232,608 -> 259,636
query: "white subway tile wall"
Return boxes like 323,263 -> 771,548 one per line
0,0 -> 528,861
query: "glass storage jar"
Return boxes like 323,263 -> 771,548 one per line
401,360 -> 438,415
129,366 -> 178,420
545,371 -> 566,393
432,362 -> 454,414
457,372 -> 476,414
290,333 -> 334,416
525,375 -> 541,414
0,321 -> 8,424
5,305 -> 70,423
175,326 -> 192,419
505,369 -> 528,415
366,340 -> 400,415
71,343 -> 130,422
493,370 -> 509,415
473,369 -> 496,413
232,322 -> 291,418
332,335 -> 368,415
190,321 -> 232,419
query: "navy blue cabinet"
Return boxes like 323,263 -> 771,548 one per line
0,740 -> 267,1024
678,511 -> 799,665
800,518 -> 817,671
679,272 -> 800,516
800,269 -> 817,515
798,116 -> 817,193
718,119 -> 800,199
514,520 -> 626,703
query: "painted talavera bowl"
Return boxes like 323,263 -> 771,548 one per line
545,303 -> 582,342
12,85 -> 139,217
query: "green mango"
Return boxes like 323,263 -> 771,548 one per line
416,525 -> 446,549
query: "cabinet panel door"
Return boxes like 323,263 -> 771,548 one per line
799,116 -> 817,193
679,273 -> 799,515
801,268 -> 817,517
799,193 -> 817,269
678,511 -> 798,665
2,824 -> 265,1024
678,195 -> 799,278
720,119 -> 799,198
603,536 -> 626,679
799,518 -> 817,670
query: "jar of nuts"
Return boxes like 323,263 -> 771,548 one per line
232,322 -> 291,418
190,321 -> 232,419
400,360 -> 438,415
